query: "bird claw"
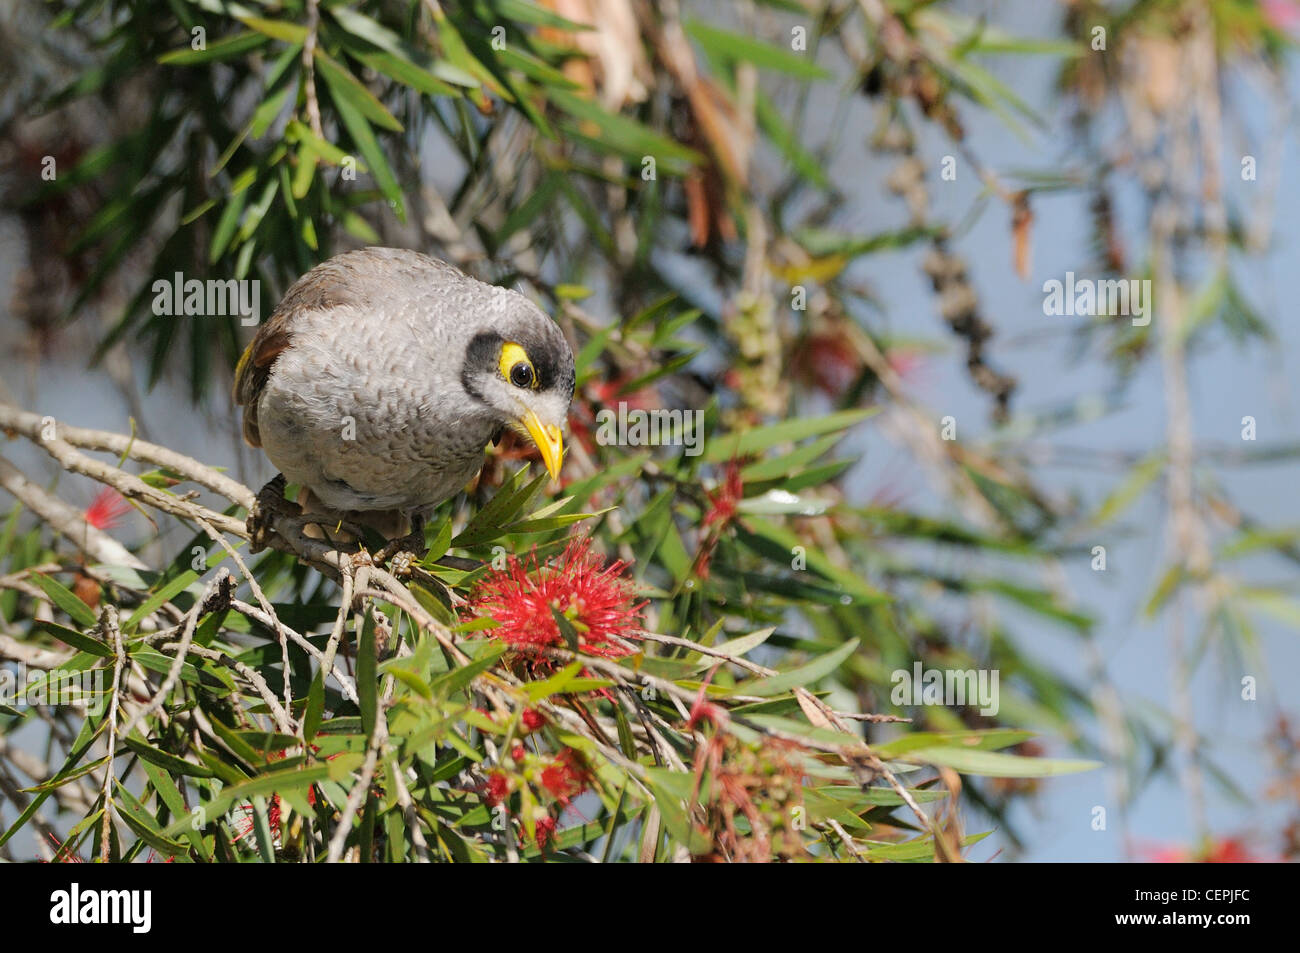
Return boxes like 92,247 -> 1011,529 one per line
375,535 -> 426,576
387,549 -> 416,578
247,474 -> 298,553
374,518 -> 427,576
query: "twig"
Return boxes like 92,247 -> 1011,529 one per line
158,641 -> 295,735
4,412 -> 245,537
98,605 -> 124,862
0,403 -> 254,509
194,517 -> 298,731
119,570 -> 234,741
302,0 -> 325,139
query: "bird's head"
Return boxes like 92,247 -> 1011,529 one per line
461,295 -> 575,480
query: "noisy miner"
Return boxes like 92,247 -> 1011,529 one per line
234,246 -> 575,559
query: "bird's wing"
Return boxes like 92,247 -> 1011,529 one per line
232,322 -> 291,447
232,252 -> 375,446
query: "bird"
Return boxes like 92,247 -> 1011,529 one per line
233,246 -> 575,556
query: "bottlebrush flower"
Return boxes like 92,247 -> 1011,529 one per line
1138,836 -> 1266,863
702,462 -> 744,528
467,536 -> 644,658
532,815 -> 558,850
539,749 -> 590,805
84,487 -> 130,530
695,462 -> 744,579
483,772 -> 511,807
232,795 -> 283,846
40,834 -> 84,863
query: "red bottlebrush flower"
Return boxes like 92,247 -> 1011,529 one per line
467,536 -> 644,658
687,670 -> 729,732
484,772 -> 511,807
532,815 -> 558,850
1138,836 -> 1267,863
694,463 -> 744,580
511,744 -> 527,762
84,487 -> 130,530
539,749 -> 590,805
1202,838 -> 1259,863
703,462 -> 744,528
41,834 -> 84,863
232,795 -> 283,845
521,708 -> 546,732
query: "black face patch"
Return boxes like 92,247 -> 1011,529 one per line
461,331 -> 504,404
461,327 -> 575,405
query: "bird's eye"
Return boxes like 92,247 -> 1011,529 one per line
510,362 -> 534,388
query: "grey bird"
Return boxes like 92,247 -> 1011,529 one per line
234,247 -> 574,552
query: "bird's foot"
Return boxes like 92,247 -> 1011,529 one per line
247,474 -> 299,553
374,517 -> 427,576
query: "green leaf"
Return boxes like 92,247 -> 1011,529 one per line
237,16 -> 309,45
353,49 -> 460,97
315,50 -> 403,132
871,729 -> 1036,759
304,670 -> 326,741
704,627 -> 774,661
30,574 -> 99,628
159,30 -> 268,65
0,710 -> 104,849
429,641 -> 507,698
736,639 -> 859,697
124,568 -> 200,632
161,764 -> 335,840
754,89 -> 830,189
122,735 -> 216,778
738,517 -> 887,605
741,434 -> 841,482
643,769 -> 712,854
331,89 -> 404,215
488,0 -> 594,30
550,89 -> 703,171
452,468 -> 549,548
704,409 -> 875,462
898,747 -> 1100,778
1091,454 -> 1164,527
115,779 -> 190,856
358,610 -> 378,739
21,755 -> 110,793
684,20 -> 833,80
522,662 -> 611,701
793,225 -> 940,261
32,620 -> 112,658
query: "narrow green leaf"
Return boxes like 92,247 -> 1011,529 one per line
736,639 -> 859,697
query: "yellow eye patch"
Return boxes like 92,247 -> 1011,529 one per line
499,341 -> 538,388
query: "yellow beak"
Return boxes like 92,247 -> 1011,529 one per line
519,409 -> 564,481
